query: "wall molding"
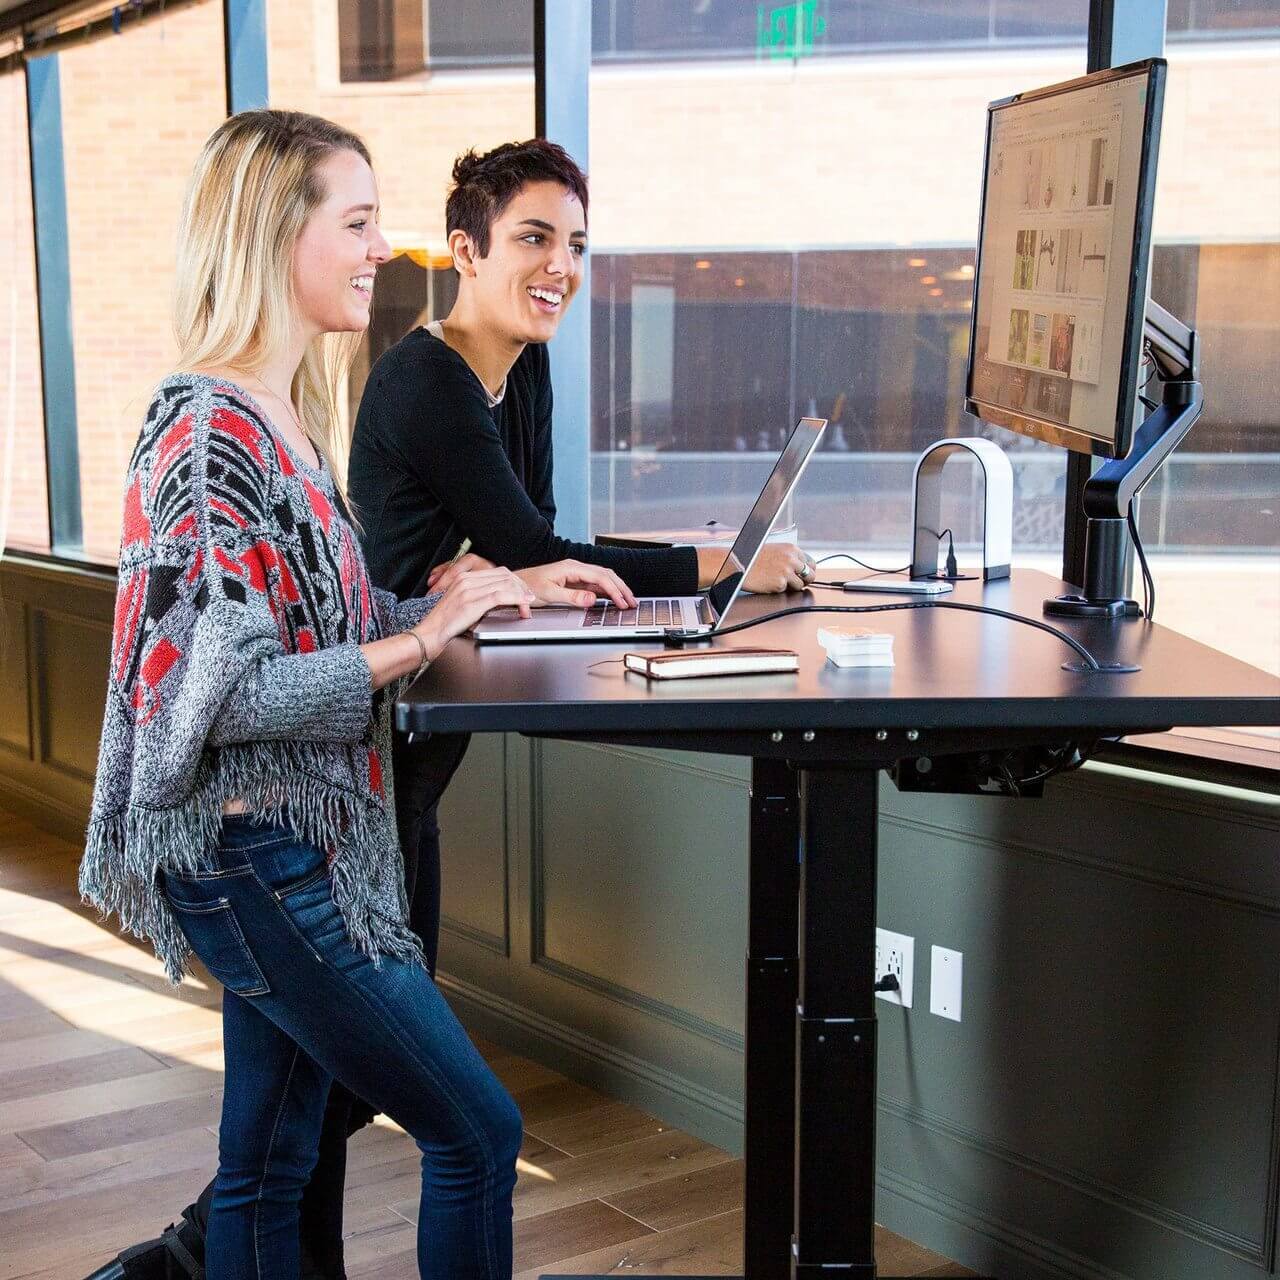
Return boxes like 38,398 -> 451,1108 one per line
437,968 -> 745,1152
31,611 -> 108,785
878,1165 -> 1138,1280
530,954 -> 744,1052
879,1093 -> 1266,1265
498,733 -> 512,955
0,771 -> 87,846
527,737 -> 743,1051
568,740 -> 751,788
1075,762 -> 1280,827
880,807 -> 1280,917
439,913 -> 508,957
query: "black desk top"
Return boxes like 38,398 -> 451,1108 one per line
396,571 -> 1279,737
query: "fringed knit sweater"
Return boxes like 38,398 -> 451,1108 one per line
80,373 -> 439,983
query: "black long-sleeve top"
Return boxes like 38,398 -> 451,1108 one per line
348,327 -> 698,601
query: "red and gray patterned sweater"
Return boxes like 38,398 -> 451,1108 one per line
80,373 -> 438,983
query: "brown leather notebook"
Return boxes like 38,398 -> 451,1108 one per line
623,647 -> 799,680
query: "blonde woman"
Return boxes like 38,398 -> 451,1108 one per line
81,110 -> 623,1280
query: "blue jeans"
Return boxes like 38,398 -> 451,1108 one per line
160,815 -> 520,1280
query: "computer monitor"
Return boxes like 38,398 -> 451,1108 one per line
966,59 -> 1167,459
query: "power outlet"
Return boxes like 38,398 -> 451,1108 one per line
875,927 -> 914,1008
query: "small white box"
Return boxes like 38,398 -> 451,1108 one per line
817,625 -> 894,668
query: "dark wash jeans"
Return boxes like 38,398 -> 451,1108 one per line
297,732 -> 474,1274
160,799 -> 516,1280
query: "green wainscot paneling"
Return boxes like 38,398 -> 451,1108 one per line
5,546 -> 1277,1280
874,769 -> 1280,1280
437,732 -> 510,954
0,558 -> 114,837
0,598 -> 31,758
535,740 -> 750,1046
37,611 -> 110,783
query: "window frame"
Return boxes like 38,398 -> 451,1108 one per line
3,0 -> 1274,785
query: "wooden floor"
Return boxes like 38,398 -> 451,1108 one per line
0,807 -> 974,1279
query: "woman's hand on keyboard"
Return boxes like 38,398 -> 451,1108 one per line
413,568 -> 537,661
427,552 -> 496,593
517,561 -> 637,610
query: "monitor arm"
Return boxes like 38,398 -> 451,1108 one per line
1046,300 -> 1202,620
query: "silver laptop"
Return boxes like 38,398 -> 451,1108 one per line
471,416 -> 827,642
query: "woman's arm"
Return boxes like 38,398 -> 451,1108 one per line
380,369 -> 698,597
208,568 -> 537,747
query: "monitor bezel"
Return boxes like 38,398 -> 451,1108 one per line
964,57 -> 1167,460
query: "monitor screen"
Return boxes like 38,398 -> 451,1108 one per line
966,59 -> 1166,458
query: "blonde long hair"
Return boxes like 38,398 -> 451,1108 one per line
173,110 -> 371,502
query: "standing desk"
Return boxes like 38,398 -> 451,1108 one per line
396,570 -> 1280,1279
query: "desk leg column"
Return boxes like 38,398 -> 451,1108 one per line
744,758 -> 801,1278
793,766 -> 878,1278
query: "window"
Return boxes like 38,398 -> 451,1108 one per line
298,0 -> 534,417
1166,0 -> 1280,40
588,5 -> 1089,575
0,50 -> 50,555
1136,28 -> 1279,757
336,0 -> 532,81
592,0 -> 1088,63
56,0 -> 228,563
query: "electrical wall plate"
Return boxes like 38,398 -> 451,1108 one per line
930,945 -> 963,1021
875,927 -> 914,1008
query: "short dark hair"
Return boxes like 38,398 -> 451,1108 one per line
446,139 -> 588,258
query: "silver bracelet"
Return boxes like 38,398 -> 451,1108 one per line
407,629 -> 430,677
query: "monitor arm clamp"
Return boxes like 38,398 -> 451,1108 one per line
1046,300 -> 1202,619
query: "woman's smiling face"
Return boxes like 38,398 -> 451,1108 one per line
291,148 -> 392,338
462,180 -> 587,345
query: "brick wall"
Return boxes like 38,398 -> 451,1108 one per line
1,65 -> 49,554
266,0 -> 533,255
585,44 -> 1279,250
57,0 -> 227,563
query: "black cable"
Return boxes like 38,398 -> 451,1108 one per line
816,552 -> 911,576
1017,740 -> 1098,787
1139,347 -> 1158,392
667,600 -> 1107,671
944,530 -> 959,579
815,525 -> 963,582
1131,504 -> 1152,619
1126,501 -> 1155,622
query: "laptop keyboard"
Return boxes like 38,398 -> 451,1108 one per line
582,598 -> 681,628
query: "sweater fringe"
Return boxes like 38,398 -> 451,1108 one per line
80,739 -> 422,986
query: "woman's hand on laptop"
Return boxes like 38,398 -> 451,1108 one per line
516,561 -> 637,610
414,568 -> 536,660
743,544 -> 814,594
428,552 -> 496,593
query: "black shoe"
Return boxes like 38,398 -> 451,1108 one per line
82,1263 -> 126,1280
87,1203 -> 206,1280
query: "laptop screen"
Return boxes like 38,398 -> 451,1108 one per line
705,417 -> 827,622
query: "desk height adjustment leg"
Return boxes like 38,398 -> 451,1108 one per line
793,766 -> 879,1278
745,758 -> 801,1278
